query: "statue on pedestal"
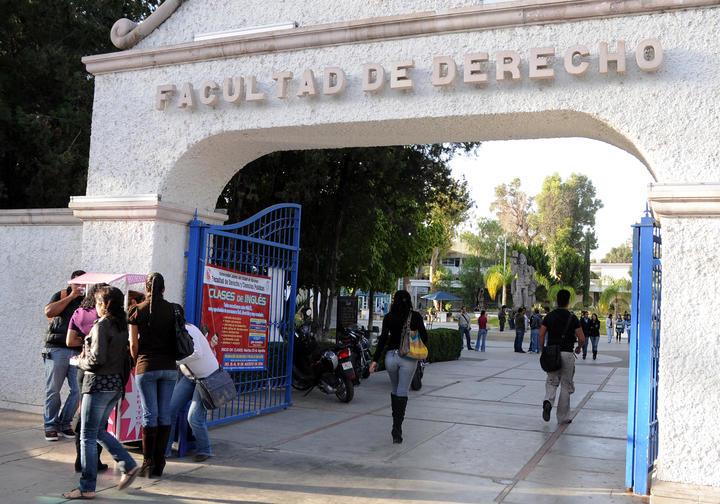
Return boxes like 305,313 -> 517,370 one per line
510,251 -> 538,308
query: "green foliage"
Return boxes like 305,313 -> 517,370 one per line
426,329 -> 463,362
602,238 -> 633,263
547,284 -> 577,308
511,242 -> 552,279
555,249 -> 585,291
0,0 -> 162,208
599,276 -> 632,313
485,264 -> 513,300
460,218 -> 505,267
457,255 -> 486,308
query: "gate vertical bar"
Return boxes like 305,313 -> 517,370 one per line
626,210 -> 660,495
184,213 -> 208,326
284,206 -> 301,406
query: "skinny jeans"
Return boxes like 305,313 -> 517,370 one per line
384,350 -> 416,398
43,347 -> 80,432
475,329 -> 487,352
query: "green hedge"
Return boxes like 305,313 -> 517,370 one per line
372,328 -> 463,370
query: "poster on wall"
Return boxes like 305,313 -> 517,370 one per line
201,264 -> 271,371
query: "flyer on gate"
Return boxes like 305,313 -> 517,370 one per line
200,264 -> 271,371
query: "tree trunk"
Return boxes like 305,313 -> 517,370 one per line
367,291 -> 375,334
501,284 -> 507,307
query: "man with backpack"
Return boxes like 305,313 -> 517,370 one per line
538,289 -> 585,425
528,308 -> 543,353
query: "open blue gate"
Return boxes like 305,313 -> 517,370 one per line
626,209 -> 661,495
184,203 -> 301,425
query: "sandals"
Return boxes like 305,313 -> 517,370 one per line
117,465 -> 140,491
61,488 -> 96,499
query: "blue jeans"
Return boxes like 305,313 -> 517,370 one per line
79,390 -> 137,492
474,329 -> 487,352
514,330 -> 525,352
166,375 -> 212,457
582,336 -> 600,357
135,369 -> 177,427
460,327 -> 472,349
384,350 -> 417,398
530,329 -> 540,352
43,347 -> 79,431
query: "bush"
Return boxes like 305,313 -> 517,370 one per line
426,328 -> 463,363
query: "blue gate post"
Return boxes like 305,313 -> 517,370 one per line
626,210 -> 660,495
284,207 -> 302,406
184,212 -> 208,325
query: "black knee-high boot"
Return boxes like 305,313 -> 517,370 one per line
140,426 -> 158,477
391,394 -> 408,444
151,425 -> 172,477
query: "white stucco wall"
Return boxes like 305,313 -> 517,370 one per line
0,222 -> 82,412
74,0 -> 720,489
657,217 -> 720,487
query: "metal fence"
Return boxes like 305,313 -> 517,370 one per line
185,204 -> 301,425
626,209 -> 661,495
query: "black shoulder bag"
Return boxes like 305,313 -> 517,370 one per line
172,304 -> 195,361
540,313 -> 574,373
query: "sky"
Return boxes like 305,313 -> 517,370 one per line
449,138 -> 655,261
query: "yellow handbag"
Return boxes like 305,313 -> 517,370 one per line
402,313 -> 428,361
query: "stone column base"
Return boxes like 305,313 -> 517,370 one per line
651,478 -> 720,504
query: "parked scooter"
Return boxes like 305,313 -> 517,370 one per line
336,324 -> 372,385
292,309 -> 355,402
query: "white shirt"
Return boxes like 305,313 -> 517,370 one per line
177,323 -> 220,379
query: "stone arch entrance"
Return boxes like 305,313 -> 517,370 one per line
64,0 -> 720,497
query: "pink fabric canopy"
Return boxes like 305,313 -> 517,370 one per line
68,273 -> 147,286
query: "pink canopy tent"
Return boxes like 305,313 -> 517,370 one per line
68,273 -> 146,287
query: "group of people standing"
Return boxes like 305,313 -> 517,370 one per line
606,312 -> 632,343
43,271 -> 216,500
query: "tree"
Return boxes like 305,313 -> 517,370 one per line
217,144 -> 473,336
0,0 -> 162,209
599,277 -> 632,314
458,255 -> 487,309
485,264 -> 513,305
490,178 -> 536,246
547,284 -> 578,308
460,217 -> 505,267
602,239 -> 633,263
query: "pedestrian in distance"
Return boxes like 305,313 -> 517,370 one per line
475,310 -> 487,352
62,286 -> 139,499
513,307 -> 526,353
369,290 -> 429,444
458,306 -> 473,350
587,313 -> 601,360
128,272 -> 177,478
606,313 -> 613,343
43,270 -> 86,442
528,308 -> 543,353
539,289 -> 585,425
580,311 -> 590,360
498,305 -> 507,332
624,312 -> 632,343
615,314 -> 624,342
165,319 -> 219,463
508,308 -> 516,330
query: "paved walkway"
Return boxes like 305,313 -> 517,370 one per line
0,335 -> 645,503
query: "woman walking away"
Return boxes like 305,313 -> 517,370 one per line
62,286 -> 139,499
129,273 -> 177,478
369,290 -> 428,444
588,313 -> 601,360
606,313 -> 613,343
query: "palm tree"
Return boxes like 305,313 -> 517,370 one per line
599,276 -> 631,315
485,265 -> 513,303
547,284 -> 577,308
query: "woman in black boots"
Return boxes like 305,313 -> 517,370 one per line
369,290 -> 428,444
128,273 -> 177,477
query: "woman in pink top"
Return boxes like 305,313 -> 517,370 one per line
475,310 -> 488,352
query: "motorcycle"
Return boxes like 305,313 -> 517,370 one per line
336,324 -> 372,385
410,359 -> 425,391
291,310 -> 355,403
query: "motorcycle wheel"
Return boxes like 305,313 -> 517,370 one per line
361,366 -> 370,380
335,373 -> 354,403
410,364 -> 423,391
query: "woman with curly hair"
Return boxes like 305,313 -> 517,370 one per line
128,273 -> 177,477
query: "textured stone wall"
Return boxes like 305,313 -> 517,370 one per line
0,224 -> 81,412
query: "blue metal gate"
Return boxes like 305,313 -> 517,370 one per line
626,209 -> 661,495
184,203 -> 301,425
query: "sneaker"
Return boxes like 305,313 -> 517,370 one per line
45,430 -> 59,441
193,454 -> 211,462
61,428 -> 76,439
542,400 -> 552,422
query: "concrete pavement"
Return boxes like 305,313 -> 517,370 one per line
0,334 -> 645,503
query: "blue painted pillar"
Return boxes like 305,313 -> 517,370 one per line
184,212 -> 208,325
